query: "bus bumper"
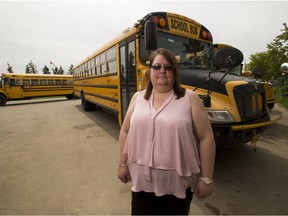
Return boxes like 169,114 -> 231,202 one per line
212,116 -> 281,148
230,116 -> 281,131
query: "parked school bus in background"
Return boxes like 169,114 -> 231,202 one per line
73,12 -> 279,148
213,43 -> 276,110
0,73 -> 74,106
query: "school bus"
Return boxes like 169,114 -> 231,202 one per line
73,12 -> 280,148
213,43 -> 276,109
0,73 -> 74,106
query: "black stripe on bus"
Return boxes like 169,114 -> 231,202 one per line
84,91 -> 118,103
24,88 -> 73,92
74,84 -> 118,89
74,72 -> 117,80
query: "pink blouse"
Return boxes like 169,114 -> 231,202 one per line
123,89 -> 201,198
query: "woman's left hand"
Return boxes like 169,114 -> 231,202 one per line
195,179 -> 213,199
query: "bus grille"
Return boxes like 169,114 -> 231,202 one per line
233,83 -> 267,122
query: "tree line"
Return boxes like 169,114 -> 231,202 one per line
6,61 -> 73,75
247,23 -> 288,108
247,23 -> 287,79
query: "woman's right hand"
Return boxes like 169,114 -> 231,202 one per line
117,166 -> 131,183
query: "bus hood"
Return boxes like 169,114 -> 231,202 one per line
180,68 -> 257,95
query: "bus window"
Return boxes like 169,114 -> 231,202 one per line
108,61 -> 116,73
15,79 -> 21,85
62,80 -> 68,85
55,79 -> 61,85
96,56 -> 100,75
31,79 -> 39,85
100,52 -> 106,73
48,79 -> 54,85
10,79 -> 15,86
120,46 -> 126,82
107,46 -> 117,73
22,79 -> 30,85
40,79 -> 47,85
128,41 -> 136,84
91,58 -> 96,76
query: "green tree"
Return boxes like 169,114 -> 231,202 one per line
248,23 -> 288,108
248,23 -> 288,79
25,60 -> 38,74
52,67 -> 59,74
59,66 -> 64,75
67,64 -> 73,75
25,65 -> 29,74
7,62 -> 13,73
267,23 -> 288,64
42,65 -> 50,74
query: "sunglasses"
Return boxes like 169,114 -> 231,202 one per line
151,64 -> 174,71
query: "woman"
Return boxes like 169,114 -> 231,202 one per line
118,48 -> 215,215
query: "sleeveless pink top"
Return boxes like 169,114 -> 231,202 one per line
123,89 -> 201,198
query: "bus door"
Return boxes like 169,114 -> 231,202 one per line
4,78 -> 23,99
119,38 -> 137,121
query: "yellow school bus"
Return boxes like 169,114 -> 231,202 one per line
73,12 -> 279,148
0,73 -> 74,105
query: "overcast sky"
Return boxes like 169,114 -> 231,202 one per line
0,1 -> 287,73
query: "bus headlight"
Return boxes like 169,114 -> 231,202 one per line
207,110 -> 235,123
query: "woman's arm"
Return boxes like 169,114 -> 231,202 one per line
117,92 -> 138,183
190,91 -> 216,198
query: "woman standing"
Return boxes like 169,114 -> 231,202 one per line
118,48 -> 215,215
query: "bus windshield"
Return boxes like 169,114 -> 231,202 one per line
140,31 -> 213,70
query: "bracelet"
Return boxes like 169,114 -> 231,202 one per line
118,164 -> 127,167
200,177 -> 213,185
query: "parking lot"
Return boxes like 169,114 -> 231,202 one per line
0,98 -> 288,215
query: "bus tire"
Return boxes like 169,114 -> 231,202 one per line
0,94 -> 7,106
268,103 -> 274,110
81,94 -> 94,111
66,94 -> 74,100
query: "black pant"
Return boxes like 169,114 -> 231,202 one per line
131,188 -> 193,215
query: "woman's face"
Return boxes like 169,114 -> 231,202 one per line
150,54 -> 175,89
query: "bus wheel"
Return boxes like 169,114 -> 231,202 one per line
81,94 -> 94,111
268,103 -> 274,110
0,94 -> 7,106
66,94 -> 74,100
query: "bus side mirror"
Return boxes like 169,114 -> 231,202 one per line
145,21 -> 158,50
213,47 -> 243,70
280,63 -> 288,77
251,68 -> 264,78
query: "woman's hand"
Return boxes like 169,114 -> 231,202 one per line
117,166 -> 131,183
195,179 -> 213,199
